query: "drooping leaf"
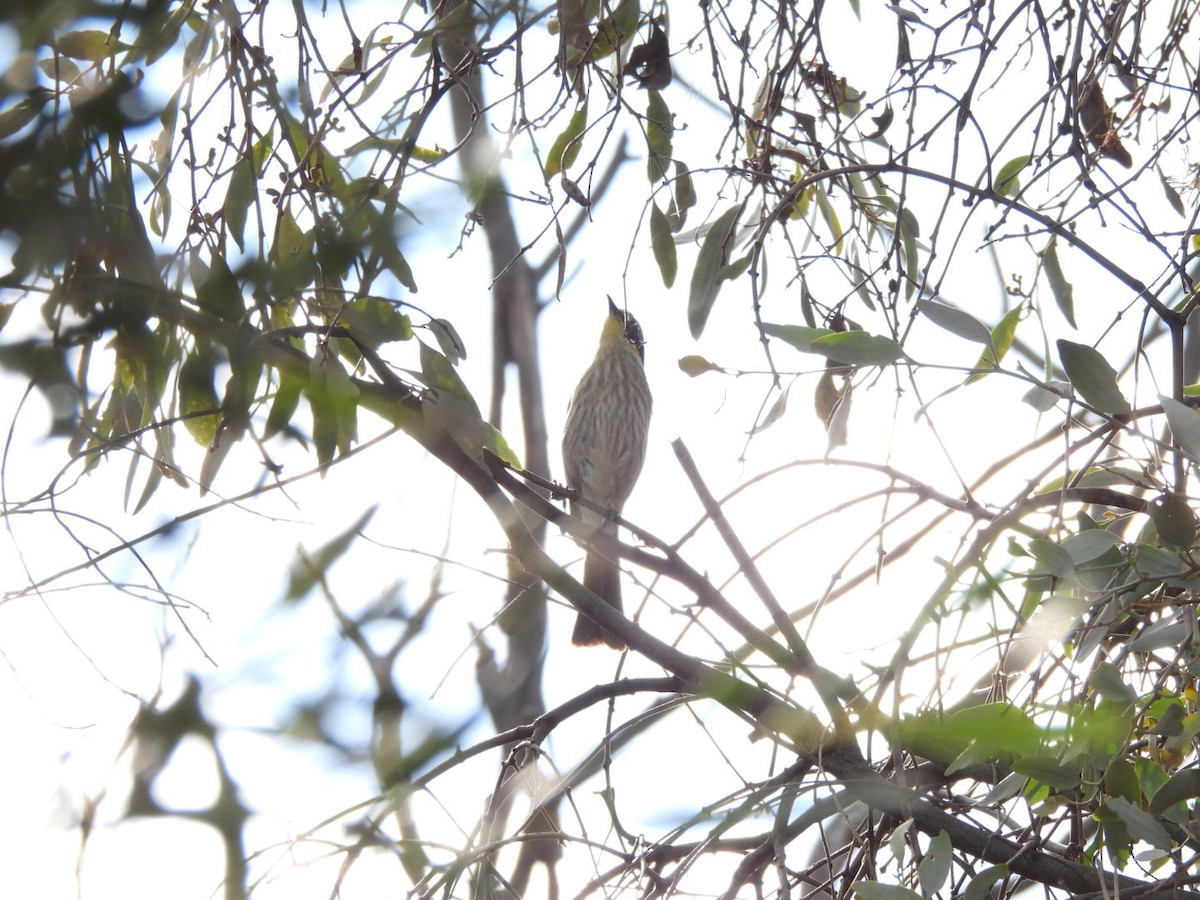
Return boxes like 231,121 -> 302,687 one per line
688,203 -> 743,338
751,387 -> 788,434
428,318 -> 466,363
888,818 -> 914,867
178,345 -> 220,446
649,202 -> 677,288
224,156 -> 255,252
545,101 -> 587,177
678,355 -> 719,377
1056,339 -> 1131,416
646,90 -> 673,183
917,830 -> 952,896
623,22 -> 672,90
1042,239 -> 1076,327
270,208 -> 315,297
195,252 -> 243,320
1159,395 -> 1200,460
672,161 -> 696,230
264,371 -> 303,441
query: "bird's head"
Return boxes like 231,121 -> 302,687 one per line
603,295 -> 646,361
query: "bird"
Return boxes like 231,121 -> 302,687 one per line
562,296 -> 653,648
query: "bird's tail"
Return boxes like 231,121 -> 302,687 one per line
573,524 -> 625,649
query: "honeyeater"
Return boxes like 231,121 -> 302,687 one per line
562,297 -> 653,648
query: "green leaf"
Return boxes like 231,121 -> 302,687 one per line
1105,796 -> 1173,851
178,345 -> 220,446
1028,537 -> 1077,581
591,0 -> 639,59
418,342 -> 519,466
993,154 -> 1030,197
1042,239 -> 1076,328
305,355 -> 360,468
1104,759 -> 1141,803
285,506 -> 377,602
341,298 -> 413,347
1148,493 -> 1197,549
646,90 -> 673,183
721,252 -> 752,283
1012,756 -> 1081,790
751,386 -> 789,434
1147,701 -> 1185,737
545,101 -> 587,177
762,323 -> 831,351
810,331 -> 904,366
673,161 -> 696,230
1056,339 -> 1131,416
57,30 -> 133,61
852,885 -> 921,900
688,203 -> 743,338
897,704 -> 1042,767
963,865 -> 1008,900
1089,662 -> 1137,703
195,253 -> 243,320
917,299 -> 993,344
418,341 -> 479,411
224,156 -> 255,252
271,208 -> 314,297
968,305 -> 1022,383
1150,769 -> 1200,815
888,818 -> 913,866
0,96 -> 49,139
649,202 -> 677,288
264,371 -> 303,441
678,355 -> 719,377
1060,527 -> 1121,563
428,318 -> 466,363
1159,395 -> 1200,460
917,830 -> 952,896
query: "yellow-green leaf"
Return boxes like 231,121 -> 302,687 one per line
545,102 -> 587,177
967,305 -> 1022,383
649,202 -> 677,288
678,355 -> 718,377
57,30 -> 132,61
993,154 -> 1030,197
688,203 -> 743,338
1042,239 -> 1075,328
646,90 -> 672,183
